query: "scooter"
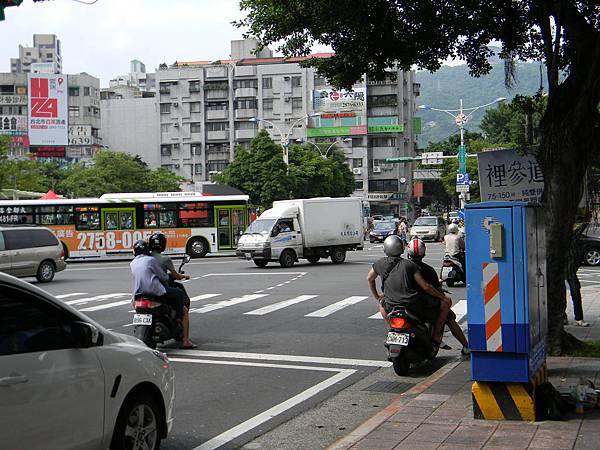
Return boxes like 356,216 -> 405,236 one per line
384,305 -> 437,376
133,255 -> 191,349
440,254 -> 465,287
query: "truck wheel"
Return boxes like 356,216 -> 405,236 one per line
279,250 -> 295,268
186,237 -> 209,258
306,256 -> 320,264
330,247 -> 346,264
253,259 -> 268,268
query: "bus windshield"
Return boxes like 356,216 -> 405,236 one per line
244,219 -> 276,235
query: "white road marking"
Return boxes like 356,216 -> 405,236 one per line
167,350 -> 391,367
65,293 -> 129,305
55,292 -> 87,299
190,294 -> 268,314
189,294 -> 221,302
202,272 -> 306,277
79,300 -> 132,312
244,295 -> 319,316
305,296 -> 368,317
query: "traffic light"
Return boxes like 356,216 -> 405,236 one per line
0,0 -> 23,21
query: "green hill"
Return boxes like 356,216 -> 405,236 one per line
415,61 -> 547,146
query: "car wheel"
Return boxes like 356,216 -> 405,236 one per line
111,392 -> 161,450
36,260 -> 55,283
330,247 -> 346,264
186,237 -> 209,258
584,248 -> 600,266
279,250 -> 295,268
253,259 -> 268,268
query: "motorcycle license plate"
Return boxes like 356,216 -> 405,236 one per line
133,314 -> 152,325
441,266 -> 452,278
386,332 -> 410,346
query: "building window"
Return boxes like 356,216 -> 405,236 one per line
160,103 -> 171,114
368,179 -> 399,192
263,98 -> 273,110
83,87 -> 90,96
234,79 -> 258,89
159,83 -> 170,94
235,98 -> 257,109
194,164 -> 202,175
314,76 -> 327,86
235,121 -> 258,130
207,160 -> 229,172
262,77 -> 272,89
160,124 -> 170,133
161,145 -> 172,156
370,137 -> 397,147
354,180 -> 364,191
161,164 -> 173,171
46,53 -> 53,58
292,76 -> 302,87
190,102 -> 201,113
368,95 -> 398,107
68,87 -> 79,97
68,106 -> 80,118
206,122 -> 228,131
352,158 -> 363,168
206,101 -> 227,111
189,81 -> 201,93
191,144 -> 202,155
190,122 -> 202,133
291,97 -> 303,109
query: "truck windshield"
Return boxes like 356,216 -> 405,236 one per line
244,218 -> 276,235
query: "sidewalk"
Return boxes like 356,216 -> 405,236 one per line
328,287 -> 600,450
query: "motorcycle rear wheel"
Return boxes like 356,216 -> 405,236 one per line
392,356 -> 410,376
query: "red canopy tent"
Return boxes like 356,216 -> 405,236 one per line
40,190 -> 62,200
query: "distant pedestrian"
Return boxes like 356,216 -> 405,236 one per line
565,223 -> 590,327
397,217 -> 409,245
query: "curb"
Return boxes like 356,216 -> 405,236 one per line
326,357 -> 463,450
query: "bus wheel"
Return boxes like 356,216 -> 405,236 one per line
186,237 -> 208,258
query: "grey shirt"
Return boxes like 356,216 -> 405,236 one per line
151,251 -> 176,274
130,254 -> 168,297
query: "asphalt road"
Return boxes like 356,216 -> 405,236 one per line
32,242 -> 595,449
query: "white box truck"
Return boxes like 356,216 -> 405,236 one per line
236,197 -> 364,267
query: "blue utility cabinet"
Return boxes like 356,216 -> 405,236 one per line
465,202 -> 547,383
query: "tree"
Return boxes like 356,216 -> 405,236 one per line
237,0 -> 600,354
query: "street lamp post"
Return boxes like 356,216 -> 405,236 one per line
249,113 -> 321,171
418,97 -> 505,207
296,137 -> 352,158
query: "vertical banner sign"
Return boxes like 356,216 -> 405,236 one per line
28,74 -> 68,146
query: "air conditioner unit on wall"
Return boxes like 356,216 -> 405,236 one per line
373,166 -> 382,173
352,167 -> 362,175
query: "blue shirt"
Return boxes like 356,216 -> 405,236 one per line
130,254 -> 168,297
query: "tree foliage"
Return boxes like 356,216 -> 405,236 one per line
215,130 -> 354,208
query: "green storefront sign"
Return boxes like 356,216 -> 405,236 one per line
368,124 -> 404,133
307,126 -> 352,137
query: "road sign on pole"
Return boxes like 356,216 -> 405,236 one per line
458,144 -> 467,173
456,173 -> 470,192
422,152 -> 443,165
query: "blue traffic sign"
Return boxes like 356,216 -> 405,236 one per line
456,173 -> 470,185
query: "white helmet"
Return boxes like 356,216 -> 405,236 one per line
383,235 -> 404,257
448,223 -> 459,234
407,238 -> 426,260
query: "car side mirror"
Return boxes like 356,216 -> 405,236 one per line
71,321 -> 100,348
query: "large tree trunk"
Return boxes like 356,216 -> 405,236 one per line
537,69 -> 600,355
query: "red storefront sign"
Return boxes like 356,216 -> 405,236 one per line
30,146 -> 66,157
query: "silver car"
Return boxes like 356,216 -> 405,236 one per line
410,216 -> 447,242
0,226 -> 67,282
0,273 -> 175,449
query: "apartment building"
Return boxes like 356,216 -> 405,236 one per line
10,34 -> 62,74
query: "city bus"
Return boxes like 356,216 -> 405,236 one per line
0,192 -> 250,260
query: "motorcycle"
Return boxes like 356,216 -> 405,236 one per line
133,255 -> 191,349
384,305 -> 437,376
440,254 -> 465,287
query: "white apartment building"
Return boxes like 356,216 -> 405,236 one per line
10,34 -> 62,74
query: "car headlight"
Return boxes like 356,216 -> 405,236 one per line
258,241 -> 270,248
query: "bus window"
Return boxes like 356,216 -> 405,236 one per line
36,206 -> 74,225
160,210 -> 177,228
143,203 -> 177,228
75,207 -> 100,230
179,203 -> 213,227
120,211 -> 134,230
0,206 -> 33,224
105,212 -> 118,230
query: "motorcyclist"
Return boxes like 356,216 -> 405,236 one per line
367,235 -> 451,351
406,238 -> 469,355
148,232 -> 191,307
130,239 -> 196,349
444,223 -> 466,270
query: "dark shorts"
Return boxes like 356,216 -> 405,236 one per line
385,294 -> 441,324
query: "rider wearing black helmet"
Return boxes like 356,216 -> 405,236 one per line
367,235 -> 451,351
149,232 -> 190,284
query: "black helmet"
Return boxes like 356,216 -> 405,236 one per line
148,232 -> 167,252
383,235 -> 404,257
133,239 -> 150,256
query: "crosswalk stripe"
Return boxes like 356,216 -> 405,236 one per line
79,300 -> 132,312
305,296 -> 368,318
190,294 -> 268,314
368,299 -> 467,321
189,294 -> 221,302
56,293 -> 87,299
66,293 -> 129,305
244,295 -> 319,316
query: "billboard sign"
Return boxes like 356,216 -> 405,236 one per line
477,148 -> 544,202
0,95 -> 28,105
27,74 -> 68,146
30,146 -> 66,158
313,88 -> 366,112
307,125 -> 367,137
0,115 -> 27,135
68,125 -> 93,145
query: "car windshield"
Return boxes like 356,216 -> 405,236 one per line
414,217 -> 438,226
374,222 -> 396,230
244,219 -> 276,235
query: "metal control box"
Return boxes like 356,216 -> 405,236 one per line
465,201 -> 547,383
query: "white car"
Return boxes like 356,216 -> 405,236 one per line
410,216 -> 447,241
0,273 -> 175,450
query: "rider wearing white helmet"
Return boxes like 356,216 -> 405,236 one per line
444,223 -> 465,268
367,235 -> 452,350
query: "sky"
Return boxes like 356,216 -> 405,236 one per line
0,0 -> 261,87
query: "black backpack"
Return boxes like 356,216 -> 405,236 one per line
536,381 -> 568,420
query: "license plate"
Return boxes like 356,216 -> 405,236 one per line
386,332 -> 409,346
441,266 -> 452,278
133,314 -> 152,325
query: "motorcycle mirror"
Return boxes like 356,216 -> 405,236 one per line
182,255 -> 191,264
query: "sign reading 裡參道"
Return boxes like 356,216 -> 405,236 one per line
313,88 -> 366,112
27,74 -> 68,146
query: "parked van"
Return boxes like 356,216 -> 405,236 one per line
0,226 -> 67,282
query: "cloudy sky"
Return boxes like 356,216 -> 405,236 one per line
0,0 -> 263,86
